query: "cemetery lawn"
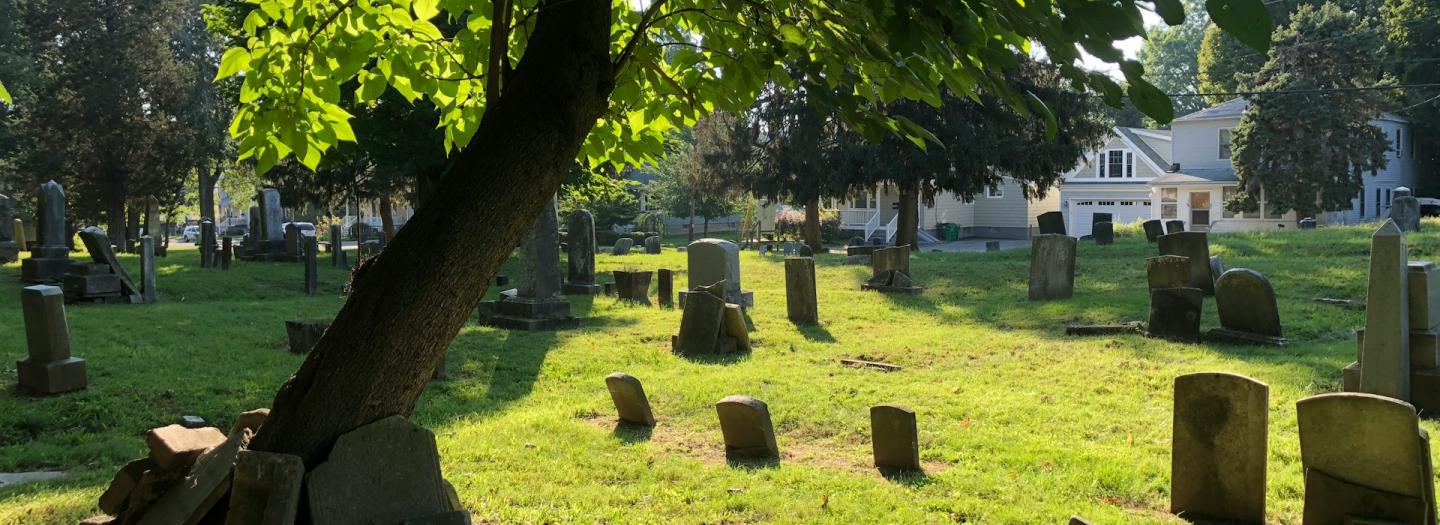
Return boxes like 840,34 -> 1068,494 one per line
0,225 -> 1431,524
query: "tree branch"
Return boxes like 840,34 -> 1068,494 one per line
486,0 -> 513,101
613,0 -> 670,74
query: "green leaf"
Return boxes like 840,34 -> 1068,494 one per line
1152,0 -> 1187,25
1026,91 -> 1059,141
413,0 -> 439,20
216,48 -> 251,81
1127,78 -> 1175,124
1206,0 -> 1273,53
0,81 -> 10,104
357,71 -> 387,102
779,24 -> 805,45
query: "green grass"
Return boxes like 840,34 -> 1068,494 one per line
0,222 -> 1435,524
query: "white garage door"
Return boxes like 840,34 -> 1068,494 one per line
1069,200 -> 1152,237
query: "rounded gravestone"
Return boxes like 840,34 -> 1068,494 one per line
1214,269 -> 1282,337
715,395 -> 778,459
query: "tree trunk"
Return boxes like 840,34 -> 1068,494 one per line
250,0 -> 614,466
803,198 -> 822,251
687,195 -> 696,242
199,162 -> 216,222
896,180 -> 919,250
106,198 -> 126,252
703,215 -> 710,235
378,195 -> 396,243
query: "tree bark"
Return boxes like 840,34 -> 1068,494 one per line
378,195 -> 396,242
803,198 -> 822,251
106,198 -> 126,252
687,195 -> 696,242
896,180 -> 919,250
199,162 -> 216,222
250,0 -> 614,466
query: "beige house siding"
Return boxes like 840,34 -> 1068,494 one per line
972,178 -> 1031,229
924,193 -> 976,230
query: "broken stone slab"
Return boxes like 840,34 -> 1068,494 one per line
1146,255 -> 1190,291
839,359 -> 902,372
99,459 -> 152,515
605,372 -> 655,426
225,450 -> 304,525
1065,322 -> 1144,336
136,429 -> 251,525
144,425 -> 226,471
307,416 -> 452,525
1170,372 -> 1269,524
231,408 -> 270,436
715,395 -> 778,459
672,287 -> 728,356
870,405 -> 920,472
722,304 -> 750,352
1297,392 -> 1435,524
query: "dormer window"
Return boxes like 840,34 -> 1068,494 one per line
1219,129 -> 1233,160
1098,150 -> 1134,178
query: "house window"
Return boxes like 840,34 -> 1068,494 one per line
1101,150 -> 1131,178
1396,129 -> 1403,158
1222,186 -> 1236,218
1142,200 -> 1151,206
1161,188 -> 1178,219
987,186 -> 1004,198
1218,129 -> 1232,160
1376,188 -> 1382,217
1076,200 -> 1094,206
1386,188 -> 1393,207
1358,188 -> 1366,218
1097,201 -> 1116,206
1120,201 -> 1134,206
1126,152 -> 1134,177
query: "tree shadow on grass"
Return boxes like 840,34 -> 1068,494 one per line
611,421 -> 654,444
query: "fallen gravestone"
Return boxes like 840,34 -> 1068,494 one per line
136,430 -> 250,525
1037,211 -> 1066,235
671,282 -> 749,356
1028,234 -> 1075,301
1148,287 -> 1204,342
716,395 -> 778,460
1158,232 -> 1214,294
307,416 -> 455,525
226,450 -> 305,525
1143,219 -> 1164,242
1207,269 -> 1288,346
1297,392 -> 1436,524
611,237 -> 633,256
605,372 -> 655,426
870,405 -> 920,472
563,210 -> 601,294
679,238 -> 753,308
1171,372 -> 1268,523
18,285 -> 86,395
1093,221 -> 1114,245
784,257 -> 818,324
613,270 -> 652,305
285,320 -> 329,354
22,180 -> 73,283
64,227 -> 143,304
862,245 -> 922,294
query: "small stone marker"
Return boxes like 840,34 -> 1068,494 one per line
329,225 -> 347,268
563,210 -> 601,294
136,430 -> 250,525
179,415 -> 206,429
1165,219 -> 1185,234
657,268 -> 674,308
1093,221 -> 1114,245
862,245 -> 922,294
1037,211 -> 1066,235
226,450 -> 305,525
613,270 -> 652,304
1146,255 -> 1191,291
1148,287 -> 1204,342
611,237 -> 633,256
870,405 -> 920,472
220,236 -> 232,270
1297,392 -> 1436,524
1208,268 -> 1288,346
1158,232 -> 1214,294
605,372 -> 655,426
18,285 -> 87,395
1391,186 -> 1422,232
798,244 -> 814,257
1361,220 -> 1411,401
644,235 -> 661,254
1028,234 -> 1076,301
285,320 -> 329,354
307,416 -> 453,525
304,235 -> 319,295
1143,219 -> 1165,242
144,424 -> 226,471
784,257 -> 818,324
1171,372 -> 1268,523
715,395 -> 778,459
141,236 -> 157,303
13,217 -> 25,253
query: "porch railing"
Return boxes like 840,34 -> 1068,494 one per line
883,214 -> 899,243
841,209 -> 877,228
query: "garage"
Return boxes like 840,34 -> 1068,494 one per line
1067,199 -> 1153,237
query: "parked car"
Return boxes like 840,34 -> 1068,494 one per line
225,224 -> 248,237
282,222 -> 316,236
182,225 -> 200,242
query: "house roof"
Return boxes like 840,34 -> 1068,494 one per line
1148,168 -> 1238,186
1116,127 -> 1172,171
1174,98 -> 1248,122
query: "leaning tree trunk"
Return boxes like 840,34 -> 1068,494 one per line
803,198 -> 822,251
378,195 -> 396,241
250,0 -> 614,466
896,180 -> 919,250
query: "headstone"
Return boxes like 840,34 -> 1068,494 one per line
21,181 -> 73,283
0,194 -> 16,263
144,424 -> 226,471
65,227 -> 143,304
613,270 -> 652,305
258,188 -> 284,258
1297,392 -> 1436,524
1093,221 -> 1114,245
1148,287 -> 1204,342
605,372 -> 655,426
13,218 -> 25,252
304,235 -> 319,295
1143,219 -> 1165,242
785,257 -> 818,324
1158,232 -> 1214,294
644,235 -> 661,254
285,320 -> 329,354
611,237 -> 634,256
1361,220 -> 1411,401
715,395 -> 778,459
1299,217 -> 1318,229
17,285 -> 86,395
124,200 -> 140,253
307,416 -> 453,525
1037,211 -> 1066,235
477,197 -> 577,330
1209,256 -> 1225,285
657,268 -> 674,308
1410,261 -> 1440,331
226,450 -> 305,525
1166,219 -> 1186,234
781,242 -> 798,256
1146,255 -> 1191,291
136,430 -> 250,525
563,210 -> 600,294
870,404 -> 920,472
140,236 -> 157,303
142,195 -> 161,238
1028,234 -> 1076,301
246,206 -> 261,257
862,245 -> 922,294
798,245 -> 814,257
329,225 -> 346,268
1091,212 -> 1113,228
1391,186 -> 1422,232
681,238 -> 753,307
1208,269 -> 1287,346
985,240 -> 1000,252
221,236 -> 232,270
1170,372 -> 1268,523
200,219 -> 216,268
672,284 -> 733,356
283,223 -> 301,261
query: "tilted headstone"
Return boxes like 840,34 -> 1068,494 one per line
611,237 -> 634,256
307,416 -> 454,525
1391,186 -> 1422,232
65,227 -> 142,304
1091,212 -> 1113,228
862,245 -> 922,294
871,405 -> 920,472
784,257 -> 818,324
672,283 -> 733,356
141,236 -> 157,303
477,197 -> 577,330
1148,287 -> 1204,342
644,235 -> 661,254
21,180 -> 73,283
1146,255 -> 1191,291
1297,392 -> 1436,524
226,450 -> 305,525
1158,232 -> 1214,294
17,285 -> 86,395
1171,372 -> 1268,523
1037,211 -> 1066,235
1361,220 -> 1411,401
1142,219 -> 1164,243
1165,219 -> 1185,234
563,210 -> 600,294
0,194 -> 16,262
605,372 -> 655,426
1208,269 -> 1287,346
1093,221 -> 1114,245
657,268 -> 674,308
1028,234 -> 1075,301
715,395 -> 778,459
304,235 -> 319,296
613,270 -> 652,305
682,238 -> 753,307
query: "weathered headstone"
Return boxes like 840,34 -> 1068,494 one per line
1171,372 -> 1268,523
563,210 -> 600,294
1391,186 -> 1422,232
65,227 -> 142,304
0,194 -> 16,263
1148,287 -> 1204,342
136,430 -> 250,525
258,188 -> 285,259
681,238 -> 753,307
785,257 -> 818,324
672,283 -> 734,356
283,223 -> 301,261
870,404 -> 920,472
1411,261 -> 1440,331
613,269 -> 652,305
1166,219 -> 1186,234
798,244 -> 814,257
1093,221 -> 1114,245
13,217 -> 25,253
611,237 -> 634,256
605,372 -> 655,426
477,197 -> 577,330
1146,255 -> 1191,291
221,236 -> 232,270
1143,219 -> 1165,242
141,236 -> 157,303
657,268 -> 674,308
644,235 -> 661,254
246,206 -> 261,257
142,195 -> 161,238
1091,212 -> 1113,228
1297,392 -> 1435,524
985,240 -> 1000,252
1208,269 -> 1287,346
307,416 -> 454,525
21,181 -> 73,283
1037,211 -> 1066,235
862,245 -> 922,294
1361,220 -> 1411,401
304,235 -> 319,296
123,200 -> 140,253
716,395 -> 778,459
200,219 -> 216,268
17,285 -> 86,395
1028,234 -> 1076,301
1158,232 -> 1214,294
226,450 -> 305,525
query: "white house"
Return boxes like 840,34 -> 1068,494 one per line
1059,98 -> 1419,235
838,178 -> 1060,242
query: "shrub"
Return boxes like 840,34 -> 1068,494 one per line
774,209 -> 843,244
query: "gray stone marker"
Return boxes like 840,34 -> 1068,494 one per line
798,244 -> 814,257
785,257 -> 818,324
66,227 -> 143,304
1028,234 -> 1075,301
1171,372 -> 1268,523
221,236 -> 232,270
1411,261 -> 1440,332
226,450 -> 305,525
1297,392 -> 1436,524
0,194 -> 17,263
681,238 -> 753,307
862,245 -> 922,294
22,180 -> 73,283
657,268 -> 674,308
258,188 -> 285,259
142,195 -> 161,238
13,217 -> 25,253
613,270 -> 652,305
1146,255 -> 1191,291
1209,256 -> 1225,285
201,219 -> 216,268
644,235 -> 661,254
18,285 -> 86,395
285,320 -> 329,354
563,209 -> 600,294
871,404 -> 920,472
1148,287 -> 1204,342
1208,269 -> 1287,346
1166,219 -> 1186,234
141,236 -> 157,304
611,237 -> 634,256
672,283 -> 734,356
605,372 -> 655,426
1143,219 -> 1165,242
1037,211 -> 1066,235
307,416 -> 453,525
1091,212 -> 1113,228
304,235 -> 319,296
1158,232 -> 1214,294
1362,220 -> 1411,401
716,395 -> 778,459
1391,186 -> 1422,232
477,197 -> 577,330
1093,221 -> 1114,245
246,206 -> 261,257
985,240 -> 1000,252
283,223 -> 301,261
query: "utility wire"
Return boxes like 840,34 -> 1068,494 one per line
1152,82 -> 1440,98
1393,92 -> 1440,113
